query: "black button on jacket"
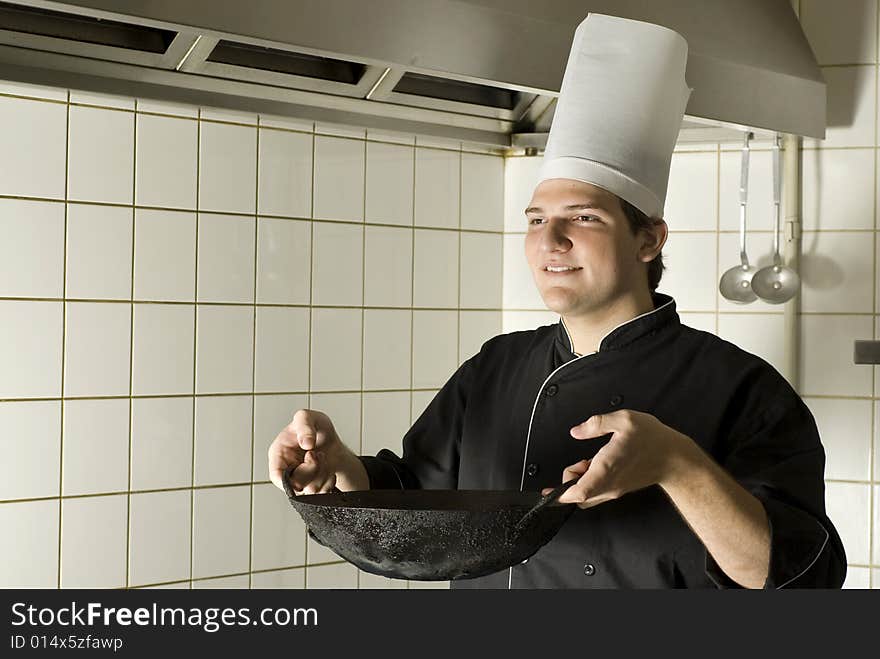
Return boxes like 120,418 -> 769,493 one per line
359,293 -> 847,588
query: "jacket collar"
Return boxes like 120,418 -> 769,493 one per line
555,292 -> 678,357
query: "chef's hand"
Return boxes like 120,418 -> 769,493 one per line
541,409 -> 690,508
269,409 -> 342,495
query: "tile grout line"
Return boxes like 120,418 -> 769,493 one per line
356,135 -> 368,590
189,107 -> 202,591
124,99 -> 138,590
56,89 -> 71,589
870,25 -> 879,588
304,121 -> 316,587
406,141 -> 418,591
248,117 -> 260,589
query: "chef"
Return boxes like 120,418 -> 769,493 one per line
269,14 -> 846,588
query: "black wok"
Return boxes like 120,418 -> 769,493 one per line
282,465 -> 578,581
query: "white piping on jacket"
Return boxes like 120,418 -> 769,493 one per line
775,525 -> 829,589
508,297 -> 674,590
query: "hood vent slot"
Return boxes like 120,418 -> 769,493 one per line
206,40 -> 366,84
393,72 -> 522,110
0,0 -> 174,53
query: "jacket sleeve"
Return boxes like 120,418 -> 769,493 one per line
357,353 -> 478,490
704,370 -> 847,589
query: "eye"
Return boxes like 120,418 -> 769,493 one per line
575,215 -> 600,223
527,217 -> 544,225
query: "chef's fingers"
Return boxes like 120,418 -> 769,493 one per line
558,459 -> 611,504
268,428 -> 306,490
289,409 -> 319,450
292,451 -> 323,493
570,409 -> 634,440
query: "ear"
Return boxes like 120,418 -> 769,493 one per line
638,219 -> 668,262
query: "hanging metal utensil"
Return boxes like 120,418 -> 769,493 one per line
751,134 -> 800,303
719,131 -> 758,304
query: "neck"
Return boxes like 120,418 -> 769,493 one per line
562,288 -> 656,355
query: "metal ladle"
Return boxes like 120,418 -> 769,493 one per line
751,135 -> 800,303
720,131 -> 758,303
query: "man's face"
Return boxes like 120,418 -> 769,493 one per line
523,178 -> 662,318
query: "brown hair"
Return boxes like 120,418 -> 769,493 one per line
618,197 -> 665,292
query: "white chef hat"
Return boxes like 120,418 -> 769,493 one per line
537,13 -> 691,218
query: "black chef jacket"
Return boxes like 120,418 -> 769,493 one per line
359,292 -> 847,588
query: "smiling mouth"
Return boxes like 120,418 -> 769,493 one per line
543,266 -> 582,273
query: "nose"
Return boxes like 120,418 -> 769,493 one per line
540,217 -> 572,252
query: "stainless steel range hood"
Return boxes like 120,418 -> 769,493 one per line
0,0 -> 825,150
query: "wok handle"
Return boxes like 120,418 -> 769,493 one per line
281,464 -> 296,498
280,463 -> 342,497
514,478 -> 580,534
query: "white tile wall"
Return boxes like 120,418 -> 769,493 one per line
68,106 -> 133,204
363,309 -> 412,390
251,568 -> 305,589
413,229 -> 459,307
0,499 -> 59,587
192,485 -> 250,579
805,398 -> 873,481
362,391 -> 411,457
801,148 -> 875,230
63,302 -> 131,397
129,490 -> 191,586
251,483 -> 307,571
0,400 -> 60,500
415,147 -> 460,229
257,127 -> 312,218
659,232 -> 717,312
305,562 -> 358,588
460,233 -> 503,308
313,136 -> 364,221
11,6 -> 880,590
135,113 -> 198,209
256,218 -> 311,305
60,494 -> 127,588
412,310 -> 459,389
717,314 -> 787,377
363,225 -> 413,307
197,213 -> 255,303
461,152 -> 503,231
826,482 -> 872,565
193,395 -> 253,486
0,199 -> 65,297
801,315 -> 874,397
312,222 -> 364,305
665,152 -> 717,231
132,304 -> 195,395
133,209 -> 197,301
0,301 -> 63,398
254,306 -> 310,393
62,398 -> 129,496
366,141 -> 414,225
195,305 -> 254,394
198,121 -> 257,214
130,397 -> 193,490
800,231 -> 874,313
0,95 -> 66,199
65,204 -> 132,300
310,308 -> 363,392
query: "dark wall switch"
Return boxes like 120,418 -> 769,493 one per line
854,340 -> 880,364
